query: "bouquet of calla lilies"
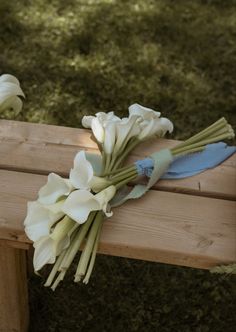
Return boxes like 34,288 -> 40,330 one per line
1,74 -> 235,289
24,104 -> 235,290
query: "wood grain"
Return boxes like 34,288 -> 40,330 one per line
0,120 -> 235,200
0,169 -> 235,269
0,244 -> 29,332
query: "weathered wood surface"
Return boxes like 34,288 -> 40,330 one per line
0,169 -> 235,269
0,120 -> 235,200
0,243 -> 29,332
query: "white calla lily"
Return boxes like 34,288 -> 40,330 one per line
24,201 -> 64,242
62,185 -> 116,224
113,115 -> 141,153
33,216 -> 76,271
33,235 -> 68,271
38,173 -> 73,205
70,150 -> 110,192
62,190 -> 100,224
69,150 -> 94,189
139,117 -> 173,140
0,74 -> 25,112
82,112 -> 121,146
129,103 -> 161,120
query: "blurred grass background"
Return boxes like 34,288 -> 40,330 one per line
0,0 -> 236,331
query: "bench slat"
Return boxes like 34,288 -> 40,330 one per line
0,120 -> 235,200
0,169 -> 235,269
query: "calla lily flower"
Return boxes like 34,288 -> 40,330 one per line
139,117 -> 173,140
33,216 -> 76,271
129,103 -> 161,120
38,173 -> 73,205
82,112 -> 121,145
24,201 -> 64,242
82,111 -> 120,129
33,234 -> 68,271
0,74 -> 25,112
113,115 -> 141,153
70,151 -> 94,189
70,150 -> 110,192
62,185 -> 116,224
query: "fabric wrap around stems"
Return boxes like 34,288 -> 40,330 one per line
111,149 -> 173,207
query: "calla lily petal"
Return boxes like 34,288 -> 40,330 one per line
33,236 -> 56,271
0,74 -> 20,85
91,117 -> 105,143
129,103 -> 161,120
33,235 -> 70,271
139,117 -> 173,140
62,186 -> 116,224
0,74 -> 25,112
103,122 -> 117,154
93,185 -> 116,216
38,173 -> 73,205
24,201 -> 64,241
62,190 -> 100,224
33,216 -> 75,271
69,151 -> 94,189
81,115 -> 94,128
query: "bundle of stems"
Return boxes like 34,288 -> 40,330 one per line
45,211 -> 103,289
103,117 -> 234,185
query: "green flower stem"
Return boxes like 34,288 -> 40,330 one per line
172,146 -> 205,157
103,153 -> 112,174
44,249 -> 68,287
111,171 -> 138,188
50,216 -> 75,243
106,152 -> 118,173
59,212 -> 96,271
112,138 -> 140,171
102,164 -> 135,177
110,166 -> 137,183
51,270 -> 66,291
83,219 -> 103,284
174,118 -> 226,150
172,131 -> 234,156
115,173 -> 138,190
74,212 -> 103,282
101,150 -> 106,173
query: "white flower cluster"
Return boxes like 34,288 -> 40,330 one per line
82,103 -> 173,155
24,151 -> 116,271
0,74 -> 25,112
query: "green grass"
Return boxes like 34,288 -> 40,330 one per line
0,0 -> 236,331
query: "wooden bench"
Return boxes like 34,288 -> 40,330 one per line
0,119 -> 235,332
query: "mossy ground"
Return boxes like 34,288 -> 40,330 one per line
0,0 -> 236,331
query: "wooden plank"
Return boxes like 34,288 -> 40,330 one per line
0,169 -> 235,269
0,243 -> 29,332
0,120 -> 235,200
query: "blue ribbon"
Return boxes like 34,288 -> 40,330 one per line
135,142 -> 236,179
